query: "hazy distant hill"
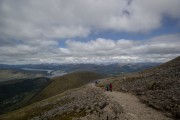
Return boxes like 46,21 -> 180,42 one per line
58,63 -> 160,75
110,56 -> 180,118
30,71 -> 103,103
0,62 -> 160,77
0,69 -> 45,82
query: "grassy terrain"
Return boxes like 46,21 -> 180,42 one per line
0,70 -> 43,82
0,77 -> 51,114
0,86 -> 86,120
30,71 -> 103,103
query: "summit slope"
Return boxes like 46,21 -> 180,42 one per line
110,56 -> 180,118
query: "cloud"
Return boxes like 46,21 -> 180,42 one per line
63,33 -> 180,63
1,0 -> 180,41
1,33 -> 179,64
62,33 -> 180,57
0,0 -> 180,64
144,34 -> 180,54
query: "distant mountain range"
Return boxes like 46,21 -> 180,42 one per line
0,62 -> 160,76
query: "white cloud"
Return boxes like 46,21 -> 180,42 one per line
1,33 -> 179,64
1,0 -> 180,41
0,0 -> 180,64
63,33 -> 180,57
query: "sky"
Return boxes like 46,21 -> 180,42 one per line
0,0 -> 180,64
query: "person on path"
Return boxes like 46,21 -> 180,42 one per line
95,81 -> 98,85
109,83 -> 112,92
105,84 -> 109,91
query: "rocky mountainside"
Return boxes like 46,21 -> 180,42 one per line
0,84 -> 123,120
111,56 -> 180,119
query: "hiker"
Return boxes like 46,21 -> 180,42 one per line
105,83 -> 109,91
109,83 -> 112,92
95,81 -> 98,85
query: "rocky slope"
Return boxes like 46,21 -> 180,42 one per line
110,56 -> 180,119
105,91 -> 171,120
0,84 -> 123,120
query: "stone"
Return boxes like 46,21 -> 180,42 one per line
99,101 -> 107,109
75,109 -> 81,113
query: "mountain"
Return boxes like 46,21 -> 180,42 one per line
0,69 -> 45,82
0,62 -> 158,115
0,62 -> 160,77
0,57 -> 178,119
0,71 -> 103,115
0,77 -> 51,114
0,83 -> 121,120
30,71 -> 104,103
109,56 -> 180,118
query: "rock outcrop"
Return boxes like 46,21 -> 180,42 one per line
26,84 -> 123,120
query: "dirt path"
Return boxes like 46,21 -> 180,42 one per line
105,91 -> 172,120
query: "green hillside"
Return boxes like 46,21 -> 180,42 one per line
0,87 -> 85,120
30,71 -> 103,103
0,69 -> 44,82
0,77 -> 51,115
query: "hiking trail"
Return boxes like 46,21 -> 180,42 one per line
105,90 -> 172,120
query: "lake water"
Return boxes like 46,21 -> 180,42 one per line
21,68 -> 53,73
21,68 -> 67,78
